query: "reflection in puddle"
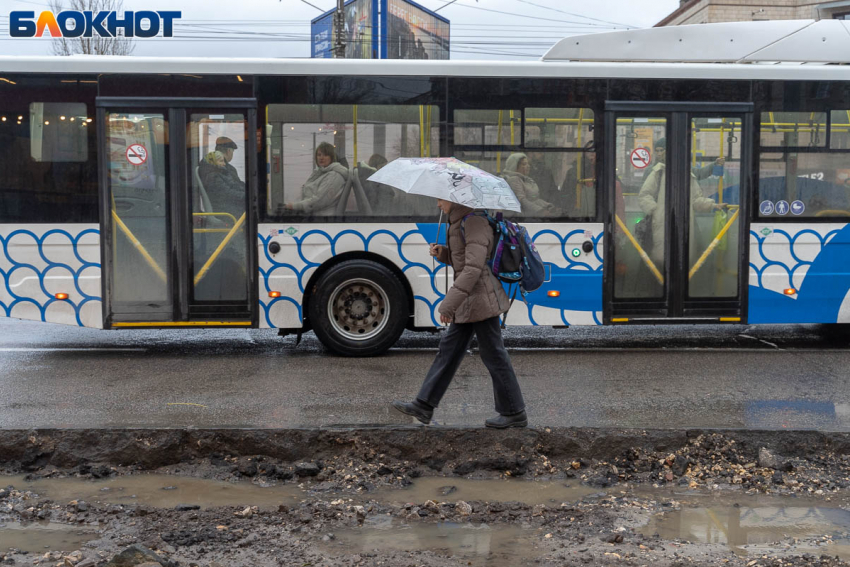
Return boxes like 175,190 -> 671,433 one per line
372,476 -> 601,506
328,519 -> 537,567
2,474 -> 302,510
0,521 -> 97,554
641,497 -> 850,559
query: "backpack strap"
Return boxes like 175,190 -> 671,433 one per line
460,211 -> 490,244
500,284 -> 519,329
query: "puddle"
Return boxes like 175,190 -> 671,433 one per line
327,518 -> 538,567
640,494 -> 850,559
2,474 -> 302,510
371,476 -> 601,506
0,520 -> 97,554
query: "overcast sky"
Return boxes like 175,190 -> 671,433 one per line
1,0 -> 680,59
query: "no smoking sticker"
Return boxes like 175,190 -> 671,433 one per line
125,144 -> 148,165
631,148 -> 651,169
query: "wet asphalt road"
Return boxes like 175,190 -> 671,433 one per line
0,318 -> 848,431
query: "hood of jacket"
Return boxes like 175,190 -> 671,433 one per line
448,203 -> 475,223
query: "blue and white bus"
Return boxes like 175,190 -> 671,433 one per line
0,20 -> 848,356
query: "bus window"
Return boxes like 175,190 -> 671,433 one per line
29,102 -> 88,162
454,109 -> 521,146
454,149 -> 595,219
759,111 -> 850,218
106,112 -> 171,312
524,107 -> 594,149
759,152 -> 850,218
188,112 -> 249,304
760,112 -> 827,148
830,110 -> 850,149
689,117 -> 742,299
267,104 -> 440,218
0,75 -> 97,224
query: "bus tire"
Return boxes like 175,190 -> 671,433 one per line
308,259 -> 408,357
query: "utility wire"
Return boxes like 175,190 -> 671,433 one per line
513,0 -> 634,28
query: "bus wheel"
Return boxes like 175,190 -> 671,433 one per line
309,260 -> 408,357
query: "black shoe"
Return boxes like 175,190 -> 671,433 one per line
392,400 -> 433,425
485,410 -> 528,429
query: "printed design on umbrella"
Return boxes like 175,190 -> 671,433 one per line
367,157 -> 522,212
413,157 -> 520,211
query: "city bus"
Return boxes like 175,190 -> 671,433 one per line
0,19 -> 847,356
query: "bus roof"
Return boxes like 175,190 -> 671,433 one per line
2,18 -> 850,83
544,19 -> 850,65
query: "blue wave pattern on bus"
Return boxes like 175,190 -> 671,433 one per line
258,224 -> 604,329
748,223 -> 850,324
0,227 -> 101,327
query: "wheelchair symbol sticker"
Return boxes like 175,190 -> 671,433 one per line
759,200 -> 774,215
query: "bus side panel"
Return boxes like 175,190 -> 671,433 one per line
0,224 -> 102,328
748,222 -> 850,324
257,222 -> 603,329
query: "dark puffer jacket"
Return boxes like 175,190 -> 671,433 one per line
436,204 -> 510,323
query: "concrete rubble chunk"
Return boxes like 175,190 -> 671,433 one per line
104,545 -> 176,567
294,462 -> 320,477
456,500 -> 472,516
758,447 -> 792,471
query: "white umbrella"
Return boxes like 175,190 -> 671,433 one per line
366,157 -> 522,213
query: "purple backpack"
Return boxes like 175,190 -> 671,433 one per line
461,212 -> 545,297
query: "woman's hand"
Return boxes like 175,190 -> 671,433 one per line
429,244 -> 445,258
440,313 -> 452,325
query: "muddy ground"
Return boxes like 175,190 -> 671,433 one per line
3,428 -> 850,566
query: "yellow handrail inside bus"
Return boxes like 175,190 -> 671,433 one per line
194,212 -> 247,286
509,110 -> 515,145
718,119 -> 726,205
419,105 -> 425,158
614,214 -> 664,285
576,108 -> 584,211
688,208 -> 740,280
111,210 -> 167,283
426,106 -> 432,156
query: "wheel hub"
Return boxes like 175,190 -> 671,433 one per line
328,279 -> 390,341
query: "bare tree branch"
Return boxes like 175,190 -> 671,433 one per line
49,0 -> 135,56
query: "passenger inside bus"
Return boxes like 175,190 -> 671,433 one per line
560,141 -> 597,217
198,150 -> 244,221
357,153 -> 396,215
638,137 -> 724,266
284,141 -> 348,215
502,153 -> 560,217
197,136 -> 244,220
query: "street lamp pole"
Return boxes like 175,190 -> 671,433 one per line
334,0 -> 345,58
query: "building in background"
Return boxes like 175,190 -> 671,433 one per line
656,0 -> 850,26
312,0 -> 449,59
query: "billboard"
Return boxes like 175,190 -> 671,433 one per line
383,0 -> 449,60
311,0 -> 449,60
311,0 -> 378,59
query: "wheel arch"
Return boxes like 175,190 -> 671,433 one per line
302,251 -> 416,330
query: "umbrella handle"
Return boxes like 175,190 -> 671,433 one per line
432,210 -> 443,271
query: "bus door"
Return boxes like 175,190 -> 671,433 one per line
97,98 -> 258,327
605,102 -> 752,322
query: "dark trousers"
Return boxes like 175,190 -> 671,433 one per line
417,316 -> 525,416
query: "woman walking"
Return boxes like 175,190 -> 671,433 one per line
392,198 -> 528,428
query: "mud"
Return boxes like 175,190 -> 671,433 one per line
2,428 -> 850,566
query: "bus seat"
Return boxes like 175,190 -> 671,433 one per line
193,166 -> 213,213
350,167 -> 374,216
334,167 -> 355,216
